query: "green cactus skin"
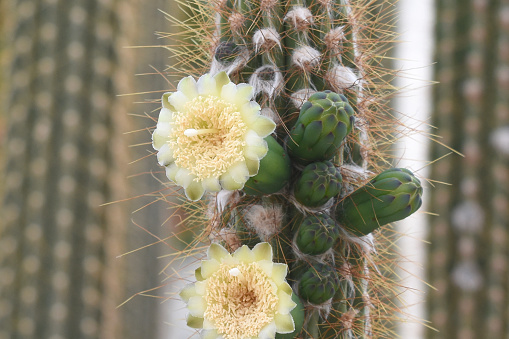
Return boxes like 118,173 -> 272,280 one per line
294,160 -> 343,208
336,168 -> 423,236
244,135 -> 292,196
297,261 -> 340,305
287,91 -> 355,165
296,213 -> 340,255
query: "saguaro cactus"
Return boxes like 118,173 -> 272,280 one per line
427,0 -> 509,338
151,1 -> 423,338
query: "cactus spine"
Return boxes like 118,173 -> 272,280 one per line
156,1 -> 421,338
427,0 -> 509,338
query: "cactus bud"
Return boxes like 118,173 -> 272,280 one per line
287,90 -> 355,165
295,213 -> 340,255
336,168 -> 423,235
294,161 -> 342,208
297,262 -> 340,305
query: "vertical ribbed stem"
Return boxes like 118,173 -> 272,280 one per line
428,0 -> 509,338
0,1 -> 131,338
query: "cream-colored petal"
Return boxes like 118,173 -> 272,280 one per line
197,73 -> 218,96
168,91 -> 189,112
213,71 -> 230,91
232,245 -> 255,263
244,144 -> 268,161
252,242 -> 273,261
155,121 -> 171,136
202,317 -> 216,330
195,267 -> 204,281
228,162 -> 250,184
202,329 -> 222,339
271,263 -> 288,286
250,115 -> 276,137
165,163 -> 179,181
185,180 -> 205,201
156,143 -> 174,166
256,259 -> 274,277
186,314 -> 204,329
200,259 -> 220,279
158,107 -> 173,123
202,177 -> 221,192
219,172 -> 244,191
195,281 -> 207,295
277,289 -> 296,315
257,321 -> 277,339
274,313 -> 295,334
245,157 -> 260,176
177,75 -> 198,99
152,130 -> 168,150
187,296 -> 206,317
179,283 -> 197,303
208,243 -> 231,261
234,83 -> 254,105
220,82 -> 238,104
245,129 -> 265,147
161,92 -> 174,110
278,282 -> 293,295
175,168 -> 195,188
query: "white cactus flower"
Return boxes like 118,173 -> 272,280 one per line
152,72 -> 276,201
179,242 -> 297,339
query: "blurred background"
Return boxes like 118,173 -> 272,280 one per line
0,0 -> 507,339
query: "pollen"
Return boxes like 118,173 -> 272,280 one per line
204,262 -> 279,339
169,95 -> 247,181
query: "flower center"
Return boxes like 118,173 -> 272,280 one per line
169,95 -> 247,181
204,262 -> 278,339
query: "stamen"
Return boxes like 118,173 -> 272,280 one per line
184,128 -> 220,137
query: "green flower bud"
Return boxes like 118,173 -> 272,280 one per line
336,168 -> 423,235
294,161 -> 342,207
298,262 -> 340,305
287,91 -> 355,165
296,213 -> 340,255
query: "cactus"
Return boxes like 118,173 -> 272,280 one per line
427,0 -> 509,338
151,1 -> 423,338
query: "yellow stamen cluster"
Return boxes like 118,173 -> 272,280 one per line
205,262 -> 278,339
169,95 -> 247,181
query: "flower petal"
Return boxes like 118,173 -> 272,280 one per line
202,329 -> 222,339
165,163 -> 179,181
245,157 -> 260,176
257,259 -> 274,277
220,82 -> 238,104
202,177 -> 221,192
234,83 -> 254,105
200,259 -> 220,279
179,284 -> 197,303
271,263 -> 288,286
152,130 -> 168,150
187,296 -> 206,317
208,243 -> 231,261
168,91 -> 189,112
277,289 -> 296,315
278,282 -> 293,295
177,75 -> 198,99
220,171 -> 244,191
156,143 -> 174,166
185,180 -> 205,201
250,115 -> 276,137
252,242 -> 273,261
258,321 -> 277,339
228,162 -> 250,184
195,281 -> 207,295
161,92 -> 174,110
186,314 -> 204,329
175,168 -> 195,188
274,313 -> 295,334
195,267 -> 204,281
158,107 -> 173,123
197,73 -> 218,96
232,245 -> 255,263
213,71 -> 230,91
202,317 -> 216,330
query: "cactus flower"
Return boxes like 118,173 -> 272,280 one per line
152,72 -> 276,201
180,242 -> 297,339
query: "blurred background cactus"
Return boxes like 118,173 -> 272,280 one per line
426,0 -> 509,338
